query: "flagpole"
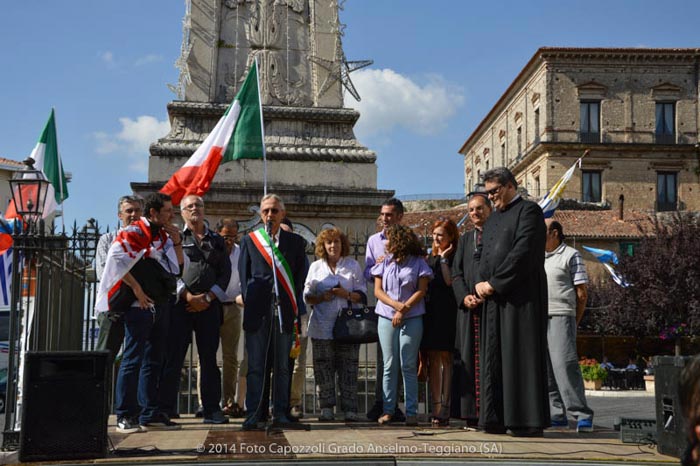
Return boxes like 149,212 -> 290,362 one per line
53,108 -> 66,230
254,55 -> 268,195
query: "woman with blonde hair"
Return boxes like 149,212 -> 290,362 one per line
372,224 -> 432,426
303,227 -> 366,422
421,218 -> 459,426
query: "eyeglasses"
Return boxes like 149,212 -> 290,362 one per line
261,208 -> 279,214
222,235 -> 237,241
182,202 -> 203,210
486,185 -> 503,196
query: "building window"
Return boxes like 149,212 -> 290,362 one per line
534,108 -> 540,143
485,160 -> 489,170
619,242 -> 637,257
581,170 -> 602,202
580,101 -> 600,143
501,143 -> 506,166
534,175 -> 541,198
516,126 -> 522,157
656,171 -> 678,211
655,102 -> 675,144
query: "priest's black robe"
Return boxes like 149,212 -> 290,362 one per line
477,197 -> 550,431
451,228 -> 483,423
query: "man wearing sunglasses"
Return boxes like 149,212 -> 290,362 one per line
159,194 -> 231,425
474,167 -> 549,438
239,194 -> 307,430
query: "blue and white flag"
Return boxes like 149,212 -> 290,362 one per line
538,150 -> 588,218
0,248 -> 12,306
602,262 -> 631,288
582,245 -> 619,265
582,244 -> 630,287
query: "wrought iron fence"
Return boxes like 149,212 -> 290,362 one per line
3,223 -> 435,437
3,220 -> 99,448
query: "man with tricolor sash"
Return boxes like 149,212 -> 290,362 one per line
239,194 -> 307,430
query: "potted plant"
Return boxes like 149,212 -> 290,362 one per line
579,357 -> 608,390
659,322 -> 689,357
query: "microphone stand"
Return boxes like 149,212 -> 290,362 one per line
265,221 -> 282,435
265,222 -> 310,435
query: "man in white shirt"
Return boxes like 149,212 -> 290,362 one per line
217,219 -> 245,416
95,195 -> 143,359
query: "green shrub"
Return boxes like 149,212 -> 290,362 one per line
580,361 -> 608,382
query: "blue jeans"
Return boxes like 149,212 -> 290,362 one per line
378,315 -> 423,417
159,299 -> 222,416
114,303 -> 169,423
244,316 -> 293,424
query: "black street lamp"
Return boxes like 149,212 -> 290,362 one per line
8,158 -> 50,225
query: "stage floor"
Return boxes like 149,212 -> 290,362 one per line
102,414 -> 675,465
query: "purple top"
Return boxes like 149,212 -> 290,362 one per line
364,230 -> 387,282
371,255 -> 433,320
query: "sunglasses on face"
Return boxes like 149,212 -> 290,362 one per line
486,185 -> 503,196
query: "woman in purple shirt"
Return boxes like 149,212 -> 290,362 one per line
372,225 -> 433,426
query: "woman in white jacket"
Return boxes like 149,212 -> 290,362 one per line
304,227 -> 366,422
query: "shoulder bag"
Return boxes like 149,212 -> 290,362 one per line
332,300 -> 378,344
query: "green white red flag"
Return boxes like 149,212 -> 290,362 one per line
160,62 -> 264,205
5,109 -> 69,219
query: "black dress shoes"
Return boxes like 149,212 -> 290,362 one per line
507,427 -> 544,437
480,425 -> 507,434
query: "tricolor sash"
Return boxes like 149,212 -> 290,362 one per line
249,228 -> 298,315
249,228 -> 301,357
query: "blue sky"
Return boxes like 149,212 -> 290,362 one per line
2,0 -> 699,230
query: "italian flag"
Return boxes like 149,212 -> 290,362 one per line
161,62 -> 264,205
6,109 -> 69,219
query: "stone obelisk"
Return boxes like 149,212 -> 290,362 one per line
132,0 -> 391,239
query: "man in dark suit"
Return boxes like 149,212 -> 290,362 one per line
239,194 -> 307,430
474,167 -> 550,437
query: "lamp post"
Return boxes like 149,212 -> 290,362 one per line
2,158 -> 50,449
8,158 -> 50,227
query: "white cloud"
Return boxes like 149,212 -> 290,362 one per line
134,54 -> 164,66
94,116 -> 170,173
99,51 -> 115,66
346,68 -> 464,139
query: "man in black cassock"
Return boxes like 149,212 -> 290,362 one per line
451,191 -> 492,426
474,167 -> 550,437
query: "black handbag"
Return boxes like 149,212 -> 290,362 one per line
332,301 -> 378,344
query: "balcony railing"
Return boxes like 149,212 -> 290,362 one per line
579,132 -> 600,144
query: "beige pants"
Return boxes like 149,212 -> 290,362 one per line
197,302 -> 243,408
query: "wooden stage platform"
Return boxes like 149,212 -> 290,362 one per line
98,415 -> 677,465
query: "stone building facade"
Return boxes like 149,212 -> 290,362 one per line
459,47 -> 700,213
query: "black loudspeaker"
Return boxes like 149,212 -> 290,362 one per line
19,351 -> 109,462
653,355 -> 690,458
